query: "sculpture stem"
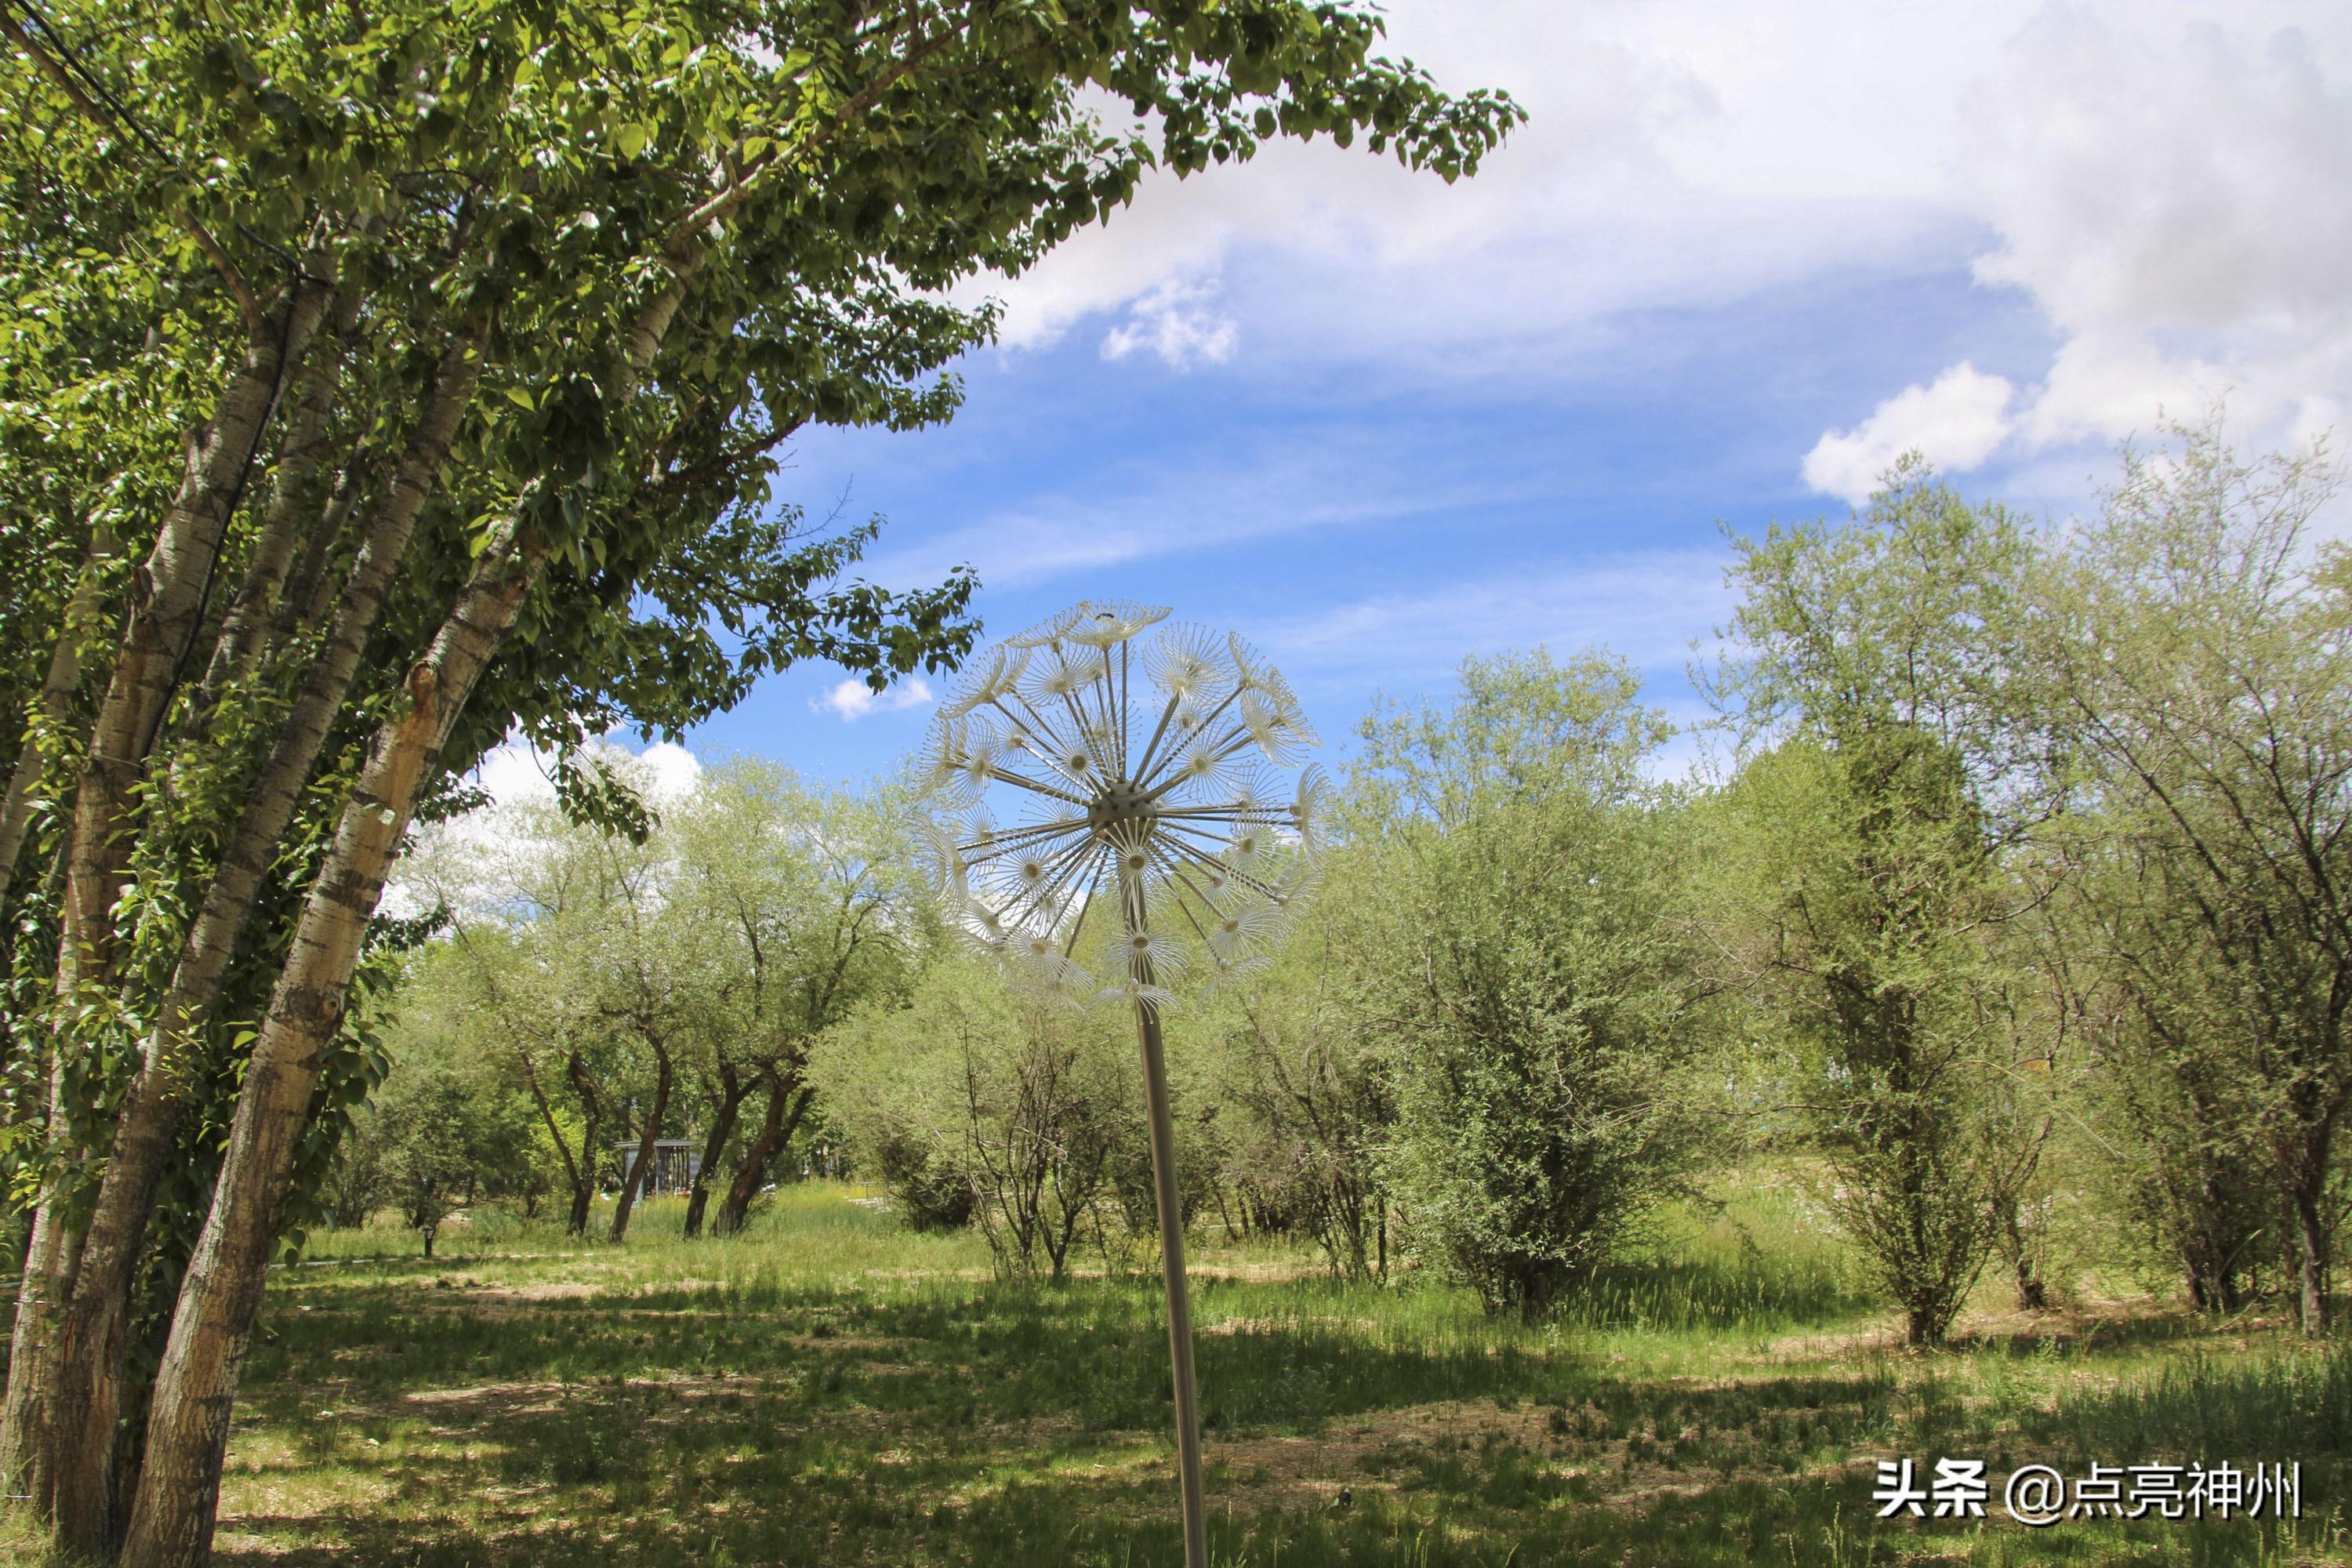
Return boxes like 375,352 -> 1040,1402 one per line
1134,993 -> 1208,1568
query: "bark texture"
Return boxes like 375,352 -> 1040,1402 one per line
43,322 -> 485,1559
0,266 -> 337,1508
118,519 -> 543,1568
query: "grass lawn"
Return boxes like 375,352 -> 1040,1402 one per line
5,1174 -> 2348,1566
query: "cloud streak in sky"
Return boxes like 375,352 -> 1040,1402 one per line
956,2 -> 2350,497
1265,548 -> 1738,685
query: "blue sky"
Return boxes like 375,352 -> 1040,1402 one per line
548,0 -> 2352,798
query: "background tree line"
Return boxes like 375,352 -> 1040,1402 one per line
356,421 -> 2352,1364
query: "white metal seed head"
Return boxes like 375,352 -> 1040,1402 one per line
911,817 -> 970,900
942,646 -> 1009,719
1098,977 -> 1174,1009
964,898 -> 1011,950
1143,622 -> 1229,701
1201,953 -> 1274,995
909,602 -> 1319,1016
1112,924 -> 1189,982
1026,645 -> 1109,703
1240,689 -> 1305,764
1275,855 -> 1327,907
1004,604 -> 1087,648
1173,739 -> 1231,795
1226,823 -> 1270,871
1065,599 -> 1172,648
1225,763 -> 1279,813
1292,764 -> 1330,827
1207,903 -> 1276,964
956,735 -> 998,794
1228,630 -> 1272,692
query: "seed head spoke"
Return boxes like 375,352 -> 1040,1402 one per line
911,601 -> 1319,1009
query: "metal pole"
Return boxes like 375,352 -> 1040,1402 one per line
1134,996 -> 1208,1568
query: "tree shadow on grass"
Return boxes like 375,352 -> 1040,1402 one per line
212,1265 -> 2341,1568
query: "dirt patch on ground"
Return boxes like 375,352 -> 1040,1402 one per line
1203,1399 -> 1882,1518
477,1280 -> 601,1303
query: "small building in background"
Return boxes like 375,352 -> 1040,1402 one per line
615,1140 -> 702,1196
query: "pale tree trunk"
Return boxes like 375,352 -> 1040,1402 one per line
0,524 -> 113,907
0,263 -> 337,1511
193,278 -> 370,707
2292,1181 -> 2332,1336
278,463 -> 365,644
114,252 -> 699,1568
609,1044 -> 674,1243
57,267 -> 339,978
118,515 -> 545,1568
42,321 -> 484,1560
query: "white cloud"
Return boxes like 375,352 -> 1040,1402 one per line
1099,275 -> 1239,369
811,675 -> 932,723
971,0 -> 1990,375
386,736 -> 703,920
633,741 -> 703,802
938,2 -> 2352,494
469,735 -> 702,808
1962,9 -> 2352,452
1802,363 -> 2019,505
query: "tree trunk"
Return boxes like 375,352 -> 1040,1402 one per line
714,1073 -> 806,1236
1907,1302 -> 1942,1348
563,1051 -> 607,1240
0,524 -> 112,907
116,514 -> 544,1568
714,1073 -> 811,1237
2014,1254 -> 2048,1312
1998,1193 -> 2047,1311
517,1048 -> 593,1240
0,1204 -> 79,1509
193,276 -> 368,707
114,235 -> 699,1568
0,264 -> 337,1508
43,320 -> 484,1563
608,1047 -> 673,1243
278,463 -> 365,643
683,1065 -> 750,1240
2292,1183 -> 2331,1336
59,267 -> 339,982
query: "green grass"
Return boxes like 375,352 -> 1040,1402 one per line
5,1175 -> 2348,1567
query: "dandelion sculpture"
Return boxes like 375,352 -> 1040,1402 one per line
911,601 -> 1327,1567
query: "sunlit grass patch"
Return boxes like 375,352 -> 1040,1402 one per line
13,1175 -> 2339,1566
